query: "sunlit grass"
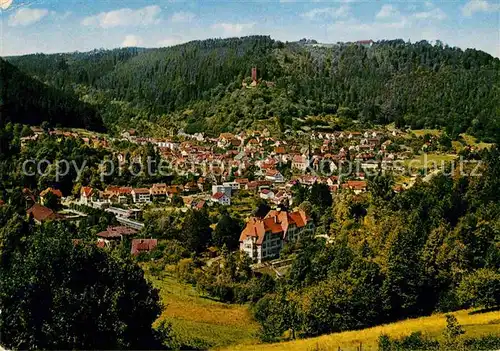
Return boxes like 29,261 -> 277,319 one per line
411,129 -> 442,137
460,133 -> 493,150
146,273 -> 260,349
226,309 -> 500,351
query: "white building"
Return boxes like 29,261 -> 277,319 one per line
131,188 -> 151,203
211,192 -> 231,206
212,184 -> 232,197
239,210 -> 314,263
222,181 -> 240,191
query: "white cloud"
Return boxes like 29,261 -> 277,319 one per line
170,11 -> 195,23
211,22 -> 256,36
462,0 -> 500,16
8,8 -> 49,26
122,35 -> 142,47
158,35 -> 185,47
302,6 -> 350,20
376,5 -> 400,20
414,8 -> 447,20
81,5 -> 161,28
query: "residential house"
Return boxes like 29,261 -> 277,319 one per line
80,186 -> 94,205
265,169 -> 285,183
150,183 -> 168,201
97,226 -> 138,246
102,186 -> 132,204
235,178 -> 249,190
40,187 -> 63,206
131,239 -> 158,255
292,154 -> 308,171
212,184 -> 232,197
131,188 -> 151,203
211,192 -> 231,206
27,203 -> 63,224
239,210 -> 314,263
222,181 -> 240,192
343,180 -> 367,194
259,188 -> 275,200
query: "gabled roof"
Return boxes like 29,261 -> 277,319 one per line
40,187 -> 63,198
97,226 -> 138,239
81,186 -> 93,197
212,192 -> 227,200
132,188 -> 150,195
131,239 -> 158,255
239,210 -> 309,245
27,203 -> 61,222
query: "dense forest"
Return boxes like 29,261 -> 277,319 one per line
6,36 -> 500,142
0,58 -> 104,131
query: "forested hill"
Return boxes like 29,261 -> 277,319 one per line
0,58 -> 104,131
7,36 -> 500,141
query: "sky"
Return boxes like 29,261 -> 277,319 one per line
0,0 -> 498,57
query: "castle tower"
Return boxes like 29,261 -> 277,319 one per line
251,67 -> 257,81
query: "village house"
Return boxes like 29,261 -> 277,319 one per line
343,180 -> 368,194
212,184 -> 232,197
131,239 -> 158,255
239,210 -> 314,263
222,181 -> 241,192
131,188 -> 151,203
26,203 -> 63,224
150,183 -> 168,201
97,226 -> 138,246
211,192 -> 231,206
40,187 -> 63,206
80,186 -> 94,205
292,154 -> 309,171
102,186 -> 132,204
265,169 -> 285,183
259,188 -> 275,200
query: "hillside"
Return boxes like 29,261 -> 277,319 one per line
7,36 -> 500,141
226,309 -> 500,351
0,58 -> 104,131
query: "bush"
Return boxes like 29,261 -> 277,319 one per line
456,268 -> 500,308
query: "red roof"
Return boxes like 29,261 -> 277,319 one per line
239,210 -> 309,245
26,203 -> 60,222
97,226 -> 138,239
131,239 -> 158,255
81,186 -> 93,197
212,192 -> 226,200
40,187 -> 63,198
132,188 -> 150,194
346,180 -> 367,190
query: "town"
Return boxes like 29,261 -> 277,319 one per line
21,123 -> 476,264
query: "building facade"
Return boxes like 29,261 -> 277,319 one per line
239,210 -> 314,263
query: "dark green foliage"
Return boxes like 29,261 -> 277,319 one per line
212,213 -> 242,251
0,58 -> 104,131
0,214 -> 166,350
253,147 -> 500,340
182,209 -> 212,253
456,269 -> 500,308
8,38 -> 500,140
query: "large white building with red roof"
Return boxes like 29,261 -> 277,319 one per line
239,210 -> 314,263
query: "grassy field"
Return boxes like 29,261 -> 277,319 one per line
460,133 -> 493,150
146,273 -> 260,349
226,309 -> 500,351
411,129 -> 442,137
